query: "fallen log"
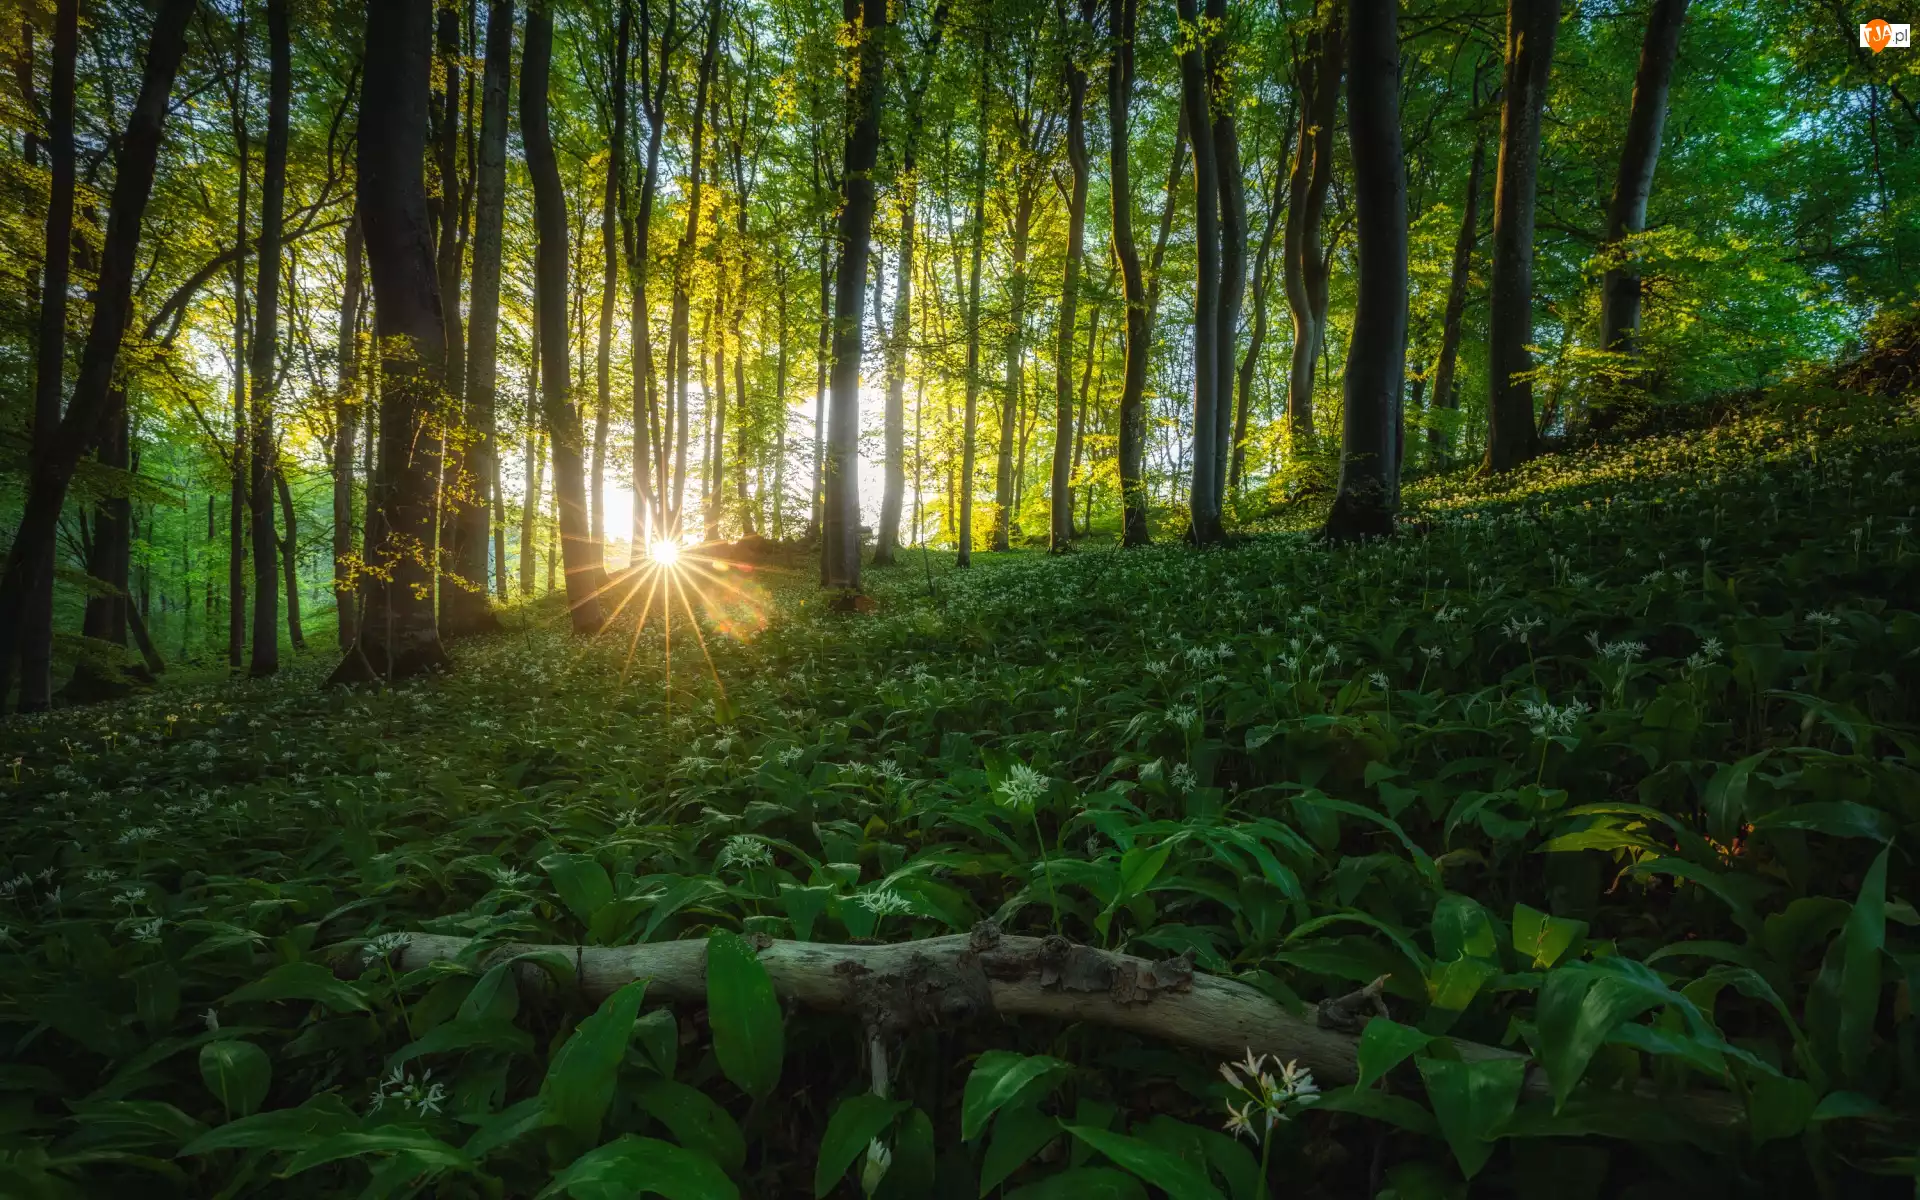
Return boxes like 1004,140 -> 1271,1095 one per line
390,924 -> 1745,1127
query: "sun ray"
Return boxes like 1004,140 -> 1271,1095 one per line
670,565 -> 729,704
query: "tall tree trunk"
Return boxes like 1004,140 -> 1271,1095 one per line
821,0 -> 889,589
1427,118 -> 1486,461
1175,0 -> 1223,545
523,0 -> 605,631
1592,0 -> 1688,428
671,0 -> 722,536
707,293 -> 727,542
0,0 -> 194,711
69,387 -> 132,699
1324,0 -> 1405,541
957,26 -> 990,567
993,191 -> 1033,552
1483,0 -> 1559,473
1282,6 -> 1341,458
810,231 -> 830,541
625,0 -> 667,556
1050,0 -> 1092,553
333,217 -> 363,645
433,0 -> 477,631
1108,0 -> 1149,548
1206,0 -> 1246,515
228,21 -> 250,674
329,0 -> 452,684
771,264 -> 788,539
593,7 -> 624,554
1232,151 -> 1287,495
447,0 -> 512,636
248,0 -> 290,677
276,470 -> 304,650
17,0 -> 76,711
520,321 -> 542,595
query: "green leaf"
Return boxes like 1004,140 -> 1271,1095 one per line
1414,1055 -> 1526,1180
1746,1075 -> 1816,1143
179,1096 -> 357,1155
813,1093 -> 907,1198
1114,842 -> 1173,903
1702,751 -> 1768,841
634,1008 -> 679,1078
388,1017 -> 533,1071
1060,1125 -> 1225,1200
1838,846 -> 1890,1085
706,931 -> 784,1100
779,883 -> 835,942
282,1129 -> 472,1177
1534,969 -> 1664,1110
225,961 -> 369,1013
1004,1168 -> 1148,1200
198,1040 -> 270,1119
1750,802 -> 1896,842
541,853 -> 615,924
457,962 -> 520,1024
1423,957 -> 1497,1033
961,1050 -> 1070,1141
1431,894 -> 1498,961
873,1106 -> 936,1200
632,1077 -> 746,1177
979,1106 -> 1060,1195
541,979 -> 649,1144
1312,1084 -> 1440,1137
132,963 -> 180,1033
1356,1018 -> 1437,1090
541,1135 -> 739,1200
1511,903 -> 1585,970
463,1096 -> 551,1161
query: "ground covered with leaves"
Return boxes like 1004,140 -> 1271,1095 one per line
3,389 -> 1919,1199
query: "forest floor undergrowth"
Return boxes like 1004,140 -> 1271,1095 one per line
3,387 -> 1919,1199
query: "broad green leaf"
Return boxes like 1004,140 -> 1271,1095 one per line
1060,1125 -> 1225,1200
979,1106 -> 1060,1195
1750,802 -> 1896,842
1511,902 -> 1585,970
779,883 -> 835,942
1747,1075 -> 1816,1143
198,1040 -> 270,1119
961,1050 -> 1070,1141
1114,842 -> 1173,903
225,961 -> 369,1013
463,1096 -> 550,1160
1534,969 -> 1664,1109
541,979 -> 648,1144
1356,1018 -> 1437,1090
1423,956 -> 1497,1033
180,1096 -> 357,1155
873,1106 -> 936,1200
632,1077 -> 746,1177
634,1008 -> 679,1078
1431,894 -> 1498,962
1004,1168 -> 1148,1200
706,931 -> 783,1100
1312,1084 -> 1440,1137
457,962 -> 520,1024
1414,1055 -> 1525,1179
1702,751 -> 1768,841
388,1017 -> 533,1071
540,1135 -> 738,1200
813,1093 -> 907,1198
541,853 -> 615,924
1837,846 -> 1889,1084
283,1129 -> 473,1177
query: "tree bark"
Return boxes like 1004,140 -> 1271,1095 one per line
1108,0 -> 1150,548
446,0 -> 512,638
1206,0 -> 1246,516
625,0 -> 669,555
810,232 -> 831,543
433,0 -> 479,633
1282,6 -> 1342,458
994,189 -> 1035,552
1050,0 -> 1092,554
228,22 -> 250,674
0,0 -> 192,713
522,0 -> 605,632
957,26 -> 990,568
333,217 -> 363,646
1323,0 -> 1406,542
247,0 -> 291,677
17,0 -> 77,711
1427,117 -> 1487,462
821,0 -> 889,590
328,0 -> 452,684
1231,150 -> 1287,496
1593,0 -> 1689,428
1483,0 -> 1559,474
520,320 -> 543,596
1175,0 -> 1222,546
593,3 -> 625,554
275,469 -> 304,651
671,0 -> 723,537
771,261 -> 789,540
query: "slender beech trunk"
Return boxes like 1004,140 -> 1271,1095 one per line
1232,152 -> 1287,495
671,0 -> 722,535
1206,0 -> 1246,514
333,217 -> 363,645
228,24 -> 250,673
1175,0 -> 1223,545
0,0 -> 191,712
592,6 -> 624,552
1593,0 -> 1688,429
447,0 -> 512,636
1283,7 -> 1341,456
1050,0 -> 1092,553
1108,0 -> 1149,547
520,321 -> 542,594
810,230 -> 830,541
247,0 -> 290,677
1428,119 -> 1486,460
275,470 -> 304,649
771,262 -> 788,538
821,0 -> 888,589
993,190 -> 1034,551
957,27 -> 990,567
706,292 -> 726,542
433,0 -> 475,631
17,0 -> 76,710
627,0 -> 671,553
523,0 -> 604,629
1483,0 -> 1559,473
330,0 -> 452,684
1324,0 -> 1405,541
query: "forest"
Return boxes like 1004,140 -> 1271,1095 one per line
1,0 -> 1918,1194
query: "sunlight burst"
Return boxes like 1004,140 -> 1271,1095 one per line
647,539 -> 682,567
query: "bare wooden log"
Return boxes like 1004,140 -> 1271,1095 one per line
390,926 -> 1743,1127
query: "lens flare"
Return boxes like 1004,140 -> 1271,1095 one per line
648,539 -> 681,567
